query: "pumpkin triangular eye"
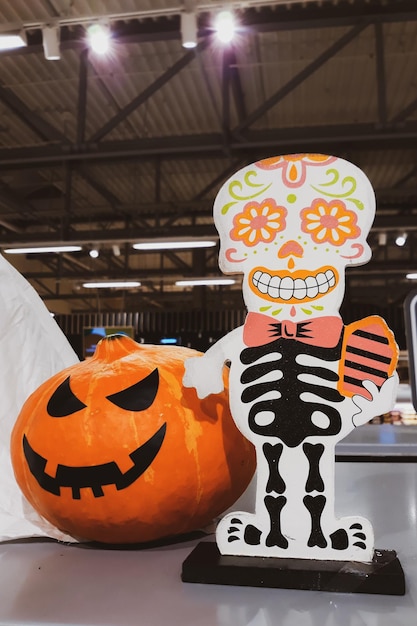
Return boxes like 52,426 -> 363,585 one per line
106,368 -> 159,411
47,376 -> 87,417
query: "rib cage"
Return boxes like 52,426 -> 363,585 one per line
239,336 -> 345,447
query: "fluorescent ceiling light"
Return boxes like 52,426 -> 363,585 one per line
406,274 -> 417,280
0,31 -> 27,51
82,281 -> 141,289
175,278 -> 236,286
4,245 -> 82,254
133,240 -> 216,251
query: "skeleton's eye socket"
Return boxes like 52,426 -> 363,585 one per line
106,368 -> 159,411
47,377 -> 87,417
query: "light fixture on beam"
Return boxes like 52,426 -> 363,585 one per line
406,273 -> 417,280
87,23 -> 111,55
0,30 -> 27,51
214,9 -> 236,44
89,246 -> 100,258
82,281 -> 141,289
132,240 -> 216,251
181,11 -> 198,49
42,24 -> 60,60
378,232 -> 387,246
4,245 -> 82,254
395,232 -> 408,247
175,278 -> 236,287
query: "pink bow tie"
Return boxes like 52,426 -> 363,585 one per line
243,312 -> 343,348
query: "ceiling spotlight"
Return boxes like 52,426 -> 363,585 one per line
42,25 -> 60,60
181,12 -> 198,49
82,281 -> 141,289
0,30 -> 27,51
132,240 -> 216,251
4,245 -> 82,254
214,10 -> 236,44
89,247 -> 100,258
395,233 -> 408,247
87,23 -> 111,55
112,244 -> 121,257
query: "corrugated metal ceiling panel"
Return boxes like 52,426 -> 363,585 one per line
0,0 -> 415,315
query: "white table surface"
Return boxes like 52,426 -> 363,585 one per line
0,460 -> 416,626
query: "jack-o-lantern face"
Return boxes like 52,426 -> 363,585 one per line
23,369 -> 166,499
11,335 -> 255,544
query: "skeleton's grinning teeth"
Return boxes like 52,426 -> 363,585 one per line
252,269 -> 336,301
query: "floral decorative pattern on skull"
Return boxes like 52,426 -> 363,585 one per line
230,198 -> 287,246
256,154 -> 337,187
301,198 -> 360,246
213,154 -> 376,319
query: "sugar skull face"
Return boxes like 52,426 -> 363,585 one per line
213,154 -> 375,320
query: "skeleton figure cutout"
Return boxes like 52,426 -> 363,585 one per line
184,154 -> 398,562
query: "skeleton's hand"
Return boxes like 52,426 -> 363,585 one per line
351,372 -> 399,427
183,355 -> 225,399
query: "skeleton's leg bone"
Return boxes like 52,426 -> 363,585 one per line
264,495 -> 288,548
303,494 -> 328,548
303,442 -> 325,493
263,442 -> 286,494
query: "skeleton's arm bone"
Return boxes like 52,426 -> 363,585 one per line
183,327 -> 242,399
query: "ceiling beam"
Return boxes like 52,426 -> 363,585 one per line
89,39 -> 210,143
16,258 -> 417,282
0,224 -> 218,246
0,1 -> 416,62
76,49 -> 89,144
0,83 -> 68,143
233,21 -> 370,135
2,212 -> 417,249
0,123 -> 416,168
374,22 -> 388,126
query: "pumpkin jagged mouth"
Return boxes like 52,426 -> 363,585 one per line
22,423 -> 166,499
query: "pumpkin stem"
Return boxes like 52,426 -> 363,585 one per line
93,334 -> 139,362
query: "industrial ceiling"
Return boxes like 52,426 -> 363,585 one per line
0,0 -> 416,322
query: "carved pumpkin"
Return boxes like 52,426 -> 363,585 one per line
11,335 -> 255,544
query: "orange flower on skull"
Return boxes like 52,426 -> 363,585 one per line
230,199 -> 287,247
256,154 -> 336,187
301,198 -> 360,246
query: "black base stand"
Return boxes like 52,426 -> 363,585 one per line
181,542 -> 405,596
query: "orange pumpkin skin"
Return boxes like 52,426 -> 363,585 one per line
11,335 -> 255,544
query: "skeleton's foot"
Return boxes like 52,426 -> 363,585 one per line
216,512 -> 374,561
216,509 -> 290,557
328,516 -> 374,561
